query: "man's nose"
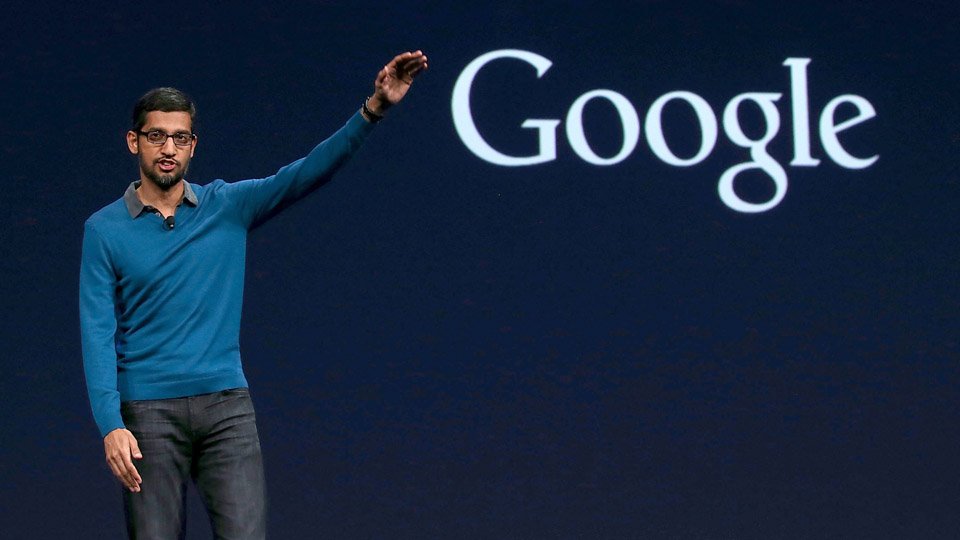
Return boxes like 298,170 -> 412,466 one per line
160,136 -> 178,154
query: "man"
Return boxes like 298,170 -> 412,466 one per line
80,50 -> 427,538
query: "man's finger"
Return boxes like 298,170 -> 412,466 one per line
404,63 -> 427,79
384,52 -> 426,77
396,63 -> 423,78
391,66 -> 425,85
399,59 -> 428,78
129,436 -> 143,460
108,454 -> 137,491
121,452 -> 142,490
396,55 -> 427,69
114,455 -> 136,490
391,50 -> 423,64
107,459 -> 123,484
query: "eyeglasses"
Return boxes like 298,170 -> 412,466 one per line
138,130 -> 196,147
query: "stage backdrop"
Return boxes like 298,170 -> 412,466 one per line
2,1 -> 958,537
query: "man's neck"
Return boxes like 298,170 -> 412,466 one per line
137,178 -> 184,217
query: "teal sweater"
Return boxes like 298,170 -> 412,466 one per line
80,111 -> 374,437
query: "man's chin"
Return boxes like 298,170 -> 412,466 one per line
154,174 -> 180,190
143,169 -> 184,191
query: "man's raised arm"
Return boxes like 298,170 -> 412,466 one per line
228,50 -> 429,229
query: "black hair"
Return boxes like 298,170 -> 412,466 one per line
131,87 -> 197,131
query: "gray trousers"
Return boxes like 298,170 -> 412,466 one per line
120,388 -> 267,539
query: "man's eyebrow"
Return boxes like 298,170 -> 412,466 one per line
141,128 -> 193,134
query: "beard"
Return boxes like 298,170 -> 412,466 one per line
140,155 -> 190,191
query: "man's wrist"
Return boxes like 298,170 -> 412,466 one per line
361,97 -> 383,123
364,95 -> 389,118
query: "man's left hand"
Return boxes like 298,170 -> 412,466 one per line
366,50 -> 429,116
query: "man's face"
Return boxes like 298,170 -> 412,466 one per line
126,110 -> 197,190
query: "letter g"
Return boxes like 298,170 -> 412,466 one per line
451,50 -> 561,166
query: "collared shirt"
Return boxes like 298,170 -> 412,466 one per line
123,180 -> 199,218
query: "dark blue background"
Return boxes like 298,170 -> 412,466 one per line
2,1 -> 958,537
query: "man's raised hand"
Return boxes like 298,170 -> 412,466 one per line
366,50 -> 428,117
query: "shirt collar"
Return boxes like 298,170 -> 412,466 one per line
123,180 -> 198,218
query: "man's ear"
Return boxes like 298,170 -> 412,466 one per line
126,131 -> 139,155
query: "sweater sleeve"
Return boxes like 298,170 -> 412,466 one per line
79,221 -> 125,438
227,111 -> 376,229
